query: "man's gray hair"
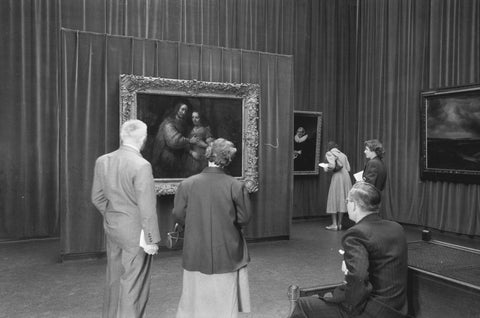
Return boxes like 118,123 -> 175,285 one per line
348,181 -> 381,212
120,119 -> 147,142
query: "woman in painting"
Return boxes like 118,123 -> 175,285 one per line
173,138 -> 252,318
186,111 -> 214,175
363,139 -> 387,191
321,141 -> 352,230
151,101 -> 198,178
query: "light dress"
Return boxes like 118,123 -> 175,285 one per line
325,148 -> 352,213
176,267 -> 250,318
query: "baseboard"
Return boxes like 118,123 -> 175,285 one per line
246,235 -> 289,243
292,216 -> 328,222
59,251 -> 106,262
59,236 -> 290,262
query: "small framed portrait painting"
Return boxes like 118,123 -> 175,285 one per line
293,111 -> 322,175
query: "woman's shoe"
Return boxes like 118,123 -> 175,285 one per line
325,224 -> 338,231
338,224 -> 343,231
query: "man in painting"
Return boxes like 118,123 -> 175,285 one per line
91,119 -> 160,318
152,101 -> 199,178
294,127 -> 315,171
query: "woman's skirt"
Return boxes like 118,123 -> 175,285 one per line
326,169 -> 352,213
176,266 -> 250,318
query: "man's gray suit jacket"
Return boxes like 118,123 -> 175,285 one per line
91,145 -> 160,247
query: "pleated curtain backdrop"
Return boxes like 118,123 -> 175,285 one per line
60,29 -> 294,256
0,0 -> 60,239
59,0 -> 358,220
2,0 -> 479,245
355,0 -> 480,234
1,0 -> 352,242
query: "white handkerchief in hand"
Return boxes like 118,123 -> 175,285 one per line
139,229 -> 147,249
341,260 -> 349,275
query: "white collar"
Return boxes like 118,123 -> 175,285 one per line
208,161 -> 220,168
123,143 -> 140,152
295,134 -> 308,143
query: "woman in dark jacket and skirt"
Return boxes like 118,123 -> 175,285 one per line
173,138 -> 252,318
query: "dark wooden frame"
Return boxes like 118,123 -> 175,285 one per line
293,111 -> 322,175
420,84 -> 480,184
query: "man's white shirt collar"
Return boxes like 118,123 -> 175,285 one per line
123,143 -> 140,152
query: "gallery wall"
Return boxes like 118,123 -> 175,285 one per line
1,0 -> 353,241
353,0 -> 480,235
1,0 -> 479,242
60,30 -> 294,255
0,0 -> 60,239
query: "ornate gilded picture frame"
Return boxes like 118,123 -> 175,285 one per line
293,111 -> 322,175
420,84 -> 480,184
120,75 -> 260,195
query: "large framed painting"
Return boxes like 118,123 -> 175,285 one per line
420,84 -> 480,184
120,75 -> 260,195
293,111 -> 322,175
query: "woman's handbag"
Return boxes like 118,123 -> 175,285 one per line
166,223 -> 184,249
332,154 -> 343,172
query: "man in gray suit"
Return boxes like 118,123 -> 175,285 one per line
290,182 -> 408,318
92,119 -> 160,318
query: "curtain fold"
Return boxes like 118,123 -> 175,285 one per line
292,0 -> 357,218
60,29 -> 294,255
0,0 -> 60,239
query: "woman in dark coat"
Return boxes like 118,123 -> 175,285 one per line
363,139 -> 387,191
173,138 -> 252,318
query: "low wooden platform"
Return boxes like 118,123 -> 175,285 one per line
407,240 -> 480,318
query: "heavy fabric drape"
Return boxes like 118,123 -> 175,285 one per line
1,0 -> 344,241
59,0 -> 356,219
60,29 -> 293,255
3,0 -> 478,243
292,0 -> 358,218
355,0 -> 480,235
0,0 -> 60,239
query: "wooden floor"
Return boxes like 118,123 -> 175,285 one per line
0,218 -> 478,318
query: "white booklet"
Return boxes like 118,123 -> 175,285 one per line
354,170 -> 364,182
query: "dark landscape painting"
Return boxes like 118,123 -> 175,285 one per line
421,85 -> 480,184
427,138 -> 480,171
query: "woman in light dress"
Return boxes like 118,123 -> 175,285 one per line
321,141 -> 352,230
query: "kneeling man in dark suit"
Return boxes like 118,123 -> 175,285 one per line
291,181 -> 408,318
